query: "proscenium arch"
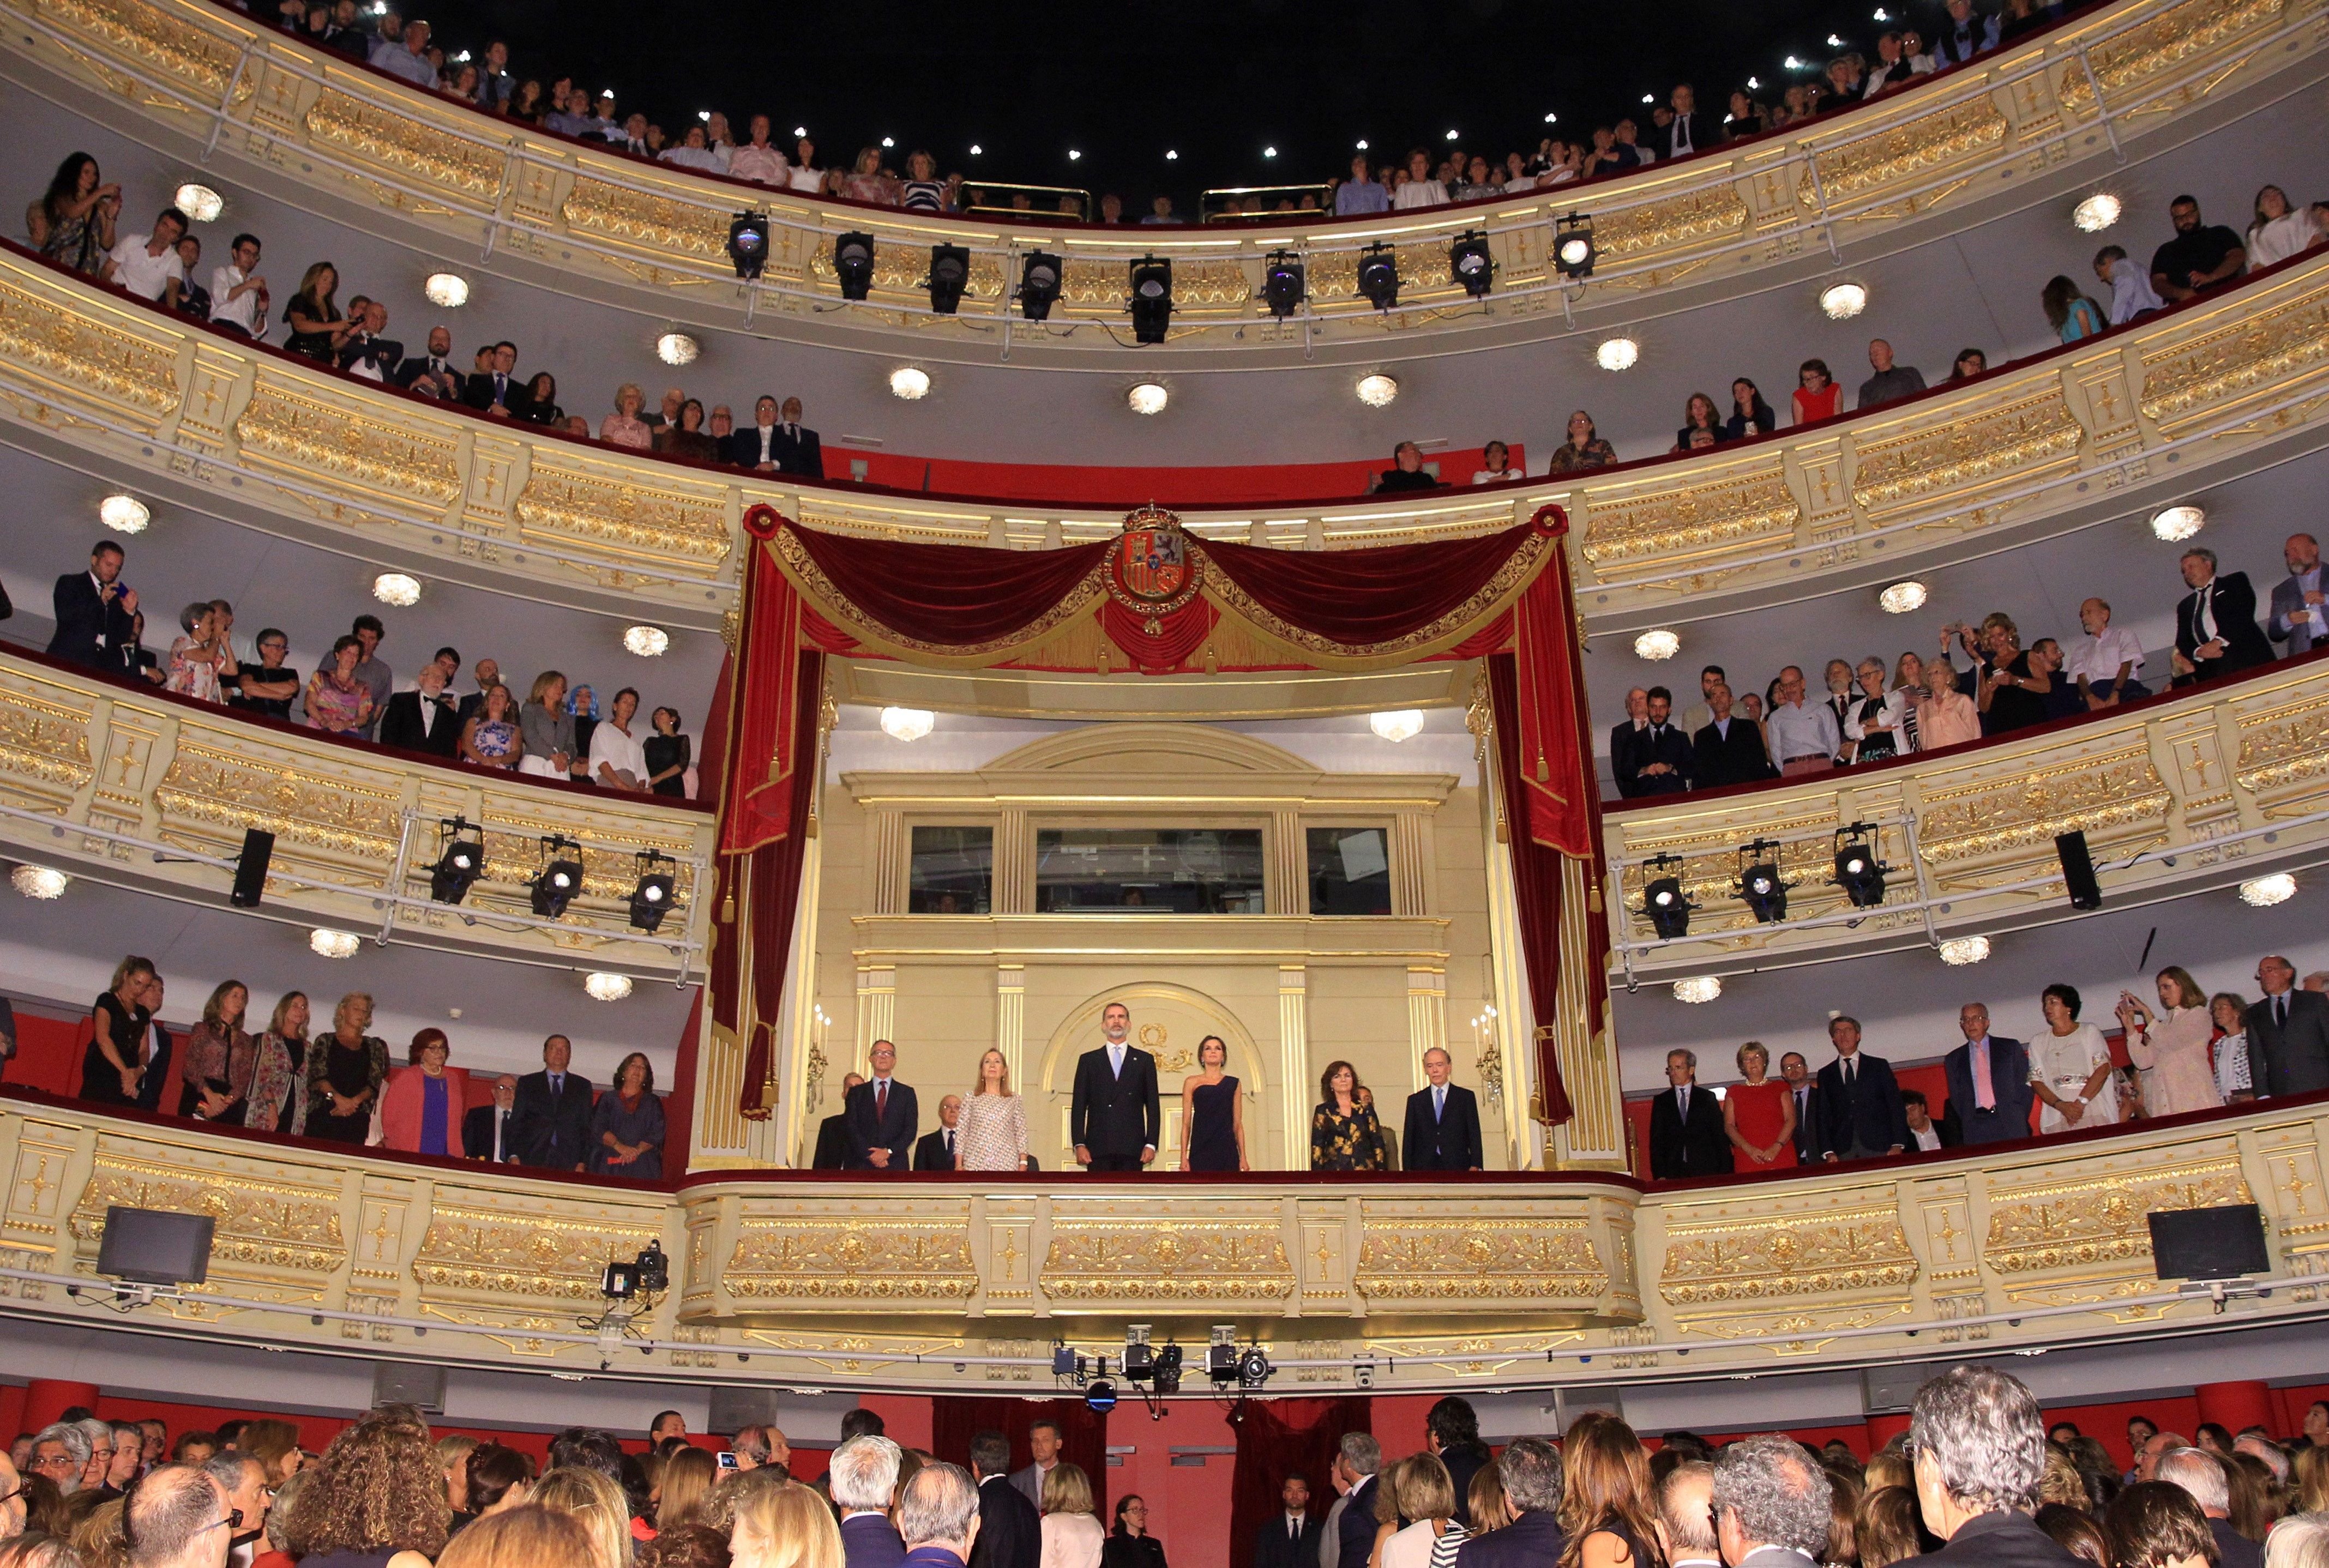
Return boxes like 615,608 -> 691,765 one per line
1033,981 -> 1274,1165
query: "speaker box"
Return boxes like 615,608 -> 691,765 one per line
2149,1203 -> 2270,1280
2055,830 -> 2102,910
1863,1361 -> 1947,1414
229,827 -> 275,909
95,1207 -> 213,1284
709,1386 -> 779,1434
372,1362 -> 447,1412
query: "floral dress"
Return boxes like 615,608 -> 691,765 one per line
1310,1100 -> 1388,1171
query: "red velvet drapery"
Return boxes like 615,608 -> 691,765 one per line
1227,1397 -> 1372,1568
928,1397 -> 1110,1516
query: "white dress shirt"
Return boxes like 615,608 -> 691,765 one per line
1765,699 -> 1841,763
2064,625 -> 2145,686
106,237 -> 184,301
588,720 -> 648,788
208,264 -> 267,337
1909,1122 -> 1943,1151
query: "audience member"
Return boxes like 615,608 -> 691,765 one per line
2029,984 -> 2117,1134
1765,667 -> 1842,777
1856,340 -> 1926,410
1816,1016 -> 1906,1161
513,1034 -> 597,1170
1648,1049 -> 1734,1178
29,151 -> 121,274
2244,955 -> 2329,1097
1549,411 -> 1617,473
101,207 -> 190,307
2173,547 -> 2273,683
2267,533 -> 2325,656
1942,1003 -> 2035,1145
1792,360 -> 1843,425
1908,1366 -> 2078,1568
2151,196 -> 2248,304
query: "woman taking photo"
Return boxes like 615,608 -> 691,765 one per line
179,978 -> 256,1122
80,955 -> 158,1106
958,1047 -> 1030,1172
381,1028 -> 468,1156
165,601 -> 234,702
1720,1041 -> 1796,1171
28,152 -> 120,273
589,1052 -> 666,1178
1179,1035 -> 1246,1172
2118,967 -> 2222,1118
305,992 -> 389,1144
246,990 -> 311,1134
1310,1059 -> 1388,1171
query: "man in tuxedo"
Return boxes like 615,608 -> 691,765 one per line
510,1034 -> 595,1171
728,395 -> 785,471
2268,532 -> 2325,658
1779,1052 -> 1820,1163
914,1094 -> 962,1171
1647,1049 -> 1734,1179
811,1073 -> 864,1169
1663,83 -> 1723,158
2246,954 -> 2329,1096
1607,687 -> 1648,798
2174,547 -> 2273,682
49,540 -> 139,671
1070,1001 -> 1160,1171
462,1073 -> 520,1162
772,396 -> 824,478
1694,683 -> 1776,788
1255,1474 -> 1321,1568
845,1040 -> 918,1170
1815,1017 -> 1907,1161
462,340 -> 531,419
832,1433 -> 907,1568
1941,1003 -> 2035,1145
1332,1436 -> 1381,1568
1401,1047 -> 1483,1171
376,663 -> 461,757
1620,686 -> 1695,796
394,324 -> 464,400
967,1430 -> 1039,1568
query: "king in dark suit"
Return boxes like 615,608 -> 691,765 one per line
1815,1017 -> 1909,1161
1616,687 -> 1694,796
509,1035 -> 594,1171
48,542 -> 139,672
377,678 -> 461,758
1070,1002 -> 1160,1172
1401,1049 -> 1483,1171
1646,1050 -> 1734,1178
2174,551 -> 2274,682
1941,1004 -> 2036,1144
844,1041 -> 918,1170
914,1094 -> 961,1171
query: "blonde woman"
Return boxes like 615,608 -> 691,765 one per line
600,383 -> 653,449
531,1467 -> 634,1568
958,1048 -> 1028,1171
1720,1041 -> 1796,1171
305,992 -> 388,1145
438,1506 -> 600,1568
246,990 -> 310,1134
659,1448 -> 718,1532
1039,1464 -> 1105,1568
2117,966 -> 2223,1118
1382,1454 -> 1466,1568
730,1480 -> 844,1568
1179,1035 -> 1247,1171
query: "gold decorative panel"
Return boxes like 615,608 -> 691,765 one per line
1658,1203 -> 1918,1305
236,383 -> 463,509
514,458 -> 732,565
2058,0 -> 2287,104
1983,1154 -> 2250,1274
1913,743 -> 2172,865
1579,463 -> 1800,568
413,1200 -> 661,1300
1595,187 -> 1753,261
0,686 -> 95,794
155,744 -> 401,860
726,1219 -> 977,1303
68,1150 -> 346,1276
1355,1214 -> 1606,1307
1849,391 -> 2086,514
32,0 -> 238,94
562,179 -> 730,261
1810,98 -> 2009,209
2235,689 -> 2329,798
1043,1215 -> 1293,1304
305,89 -> 503,197
0,279 -> 180,423
2137,284 -> 2329,429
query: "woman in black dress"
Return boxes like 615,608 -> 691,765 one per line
644,706 -> 691,798
80,956 -> 158,1105
1178,1035 -> 1245,1172
305,991 -> 389,1144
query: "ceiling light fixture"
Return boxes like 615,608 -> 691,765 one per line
584,972 -> 634,1002
1355,373 -> 1398,408
174,182 -> 222,222
1880,580 -> 1929,614
1368,710 -> 1425,743
1819,281 -> 1868,319
655,331 -> 700,366
623,625 -> 670,658
2239,872 -> 2297,907
1127,382 -> 1169,415
310,928 -> 362,960
2073,192 -> 2122,233
1672,975 -> 1722,1004
1595,337 -> 1639,372
878,706 -> 935,742
1939,936 -> 1992,966
1634,629 -> 1680,661
11,865 -> 69,900
98,494 -> 150,533
371,572 -> 421,607
969,143 -> 982,155
423,272 -> 470,307
890,366 -> 931,400
1263,146 -> 1278,158
1355,139 -> 1369,150
2150,504 -> 2206,541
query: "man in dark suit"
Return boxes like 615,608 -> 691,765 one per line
336,297 -> 403,383
1815,1017 -> 1908,1161
1903,1089 -> 1961,1152
2174,547 -> 2274,682
1070,1001 -> 1160,1172
831,1432 -> 908,1568
1453,1438 -> 1565,1568
811,1073 -> 863,1169
1620,687 -> 1694,797
772,396 -> 824,478
1425,1398 -> 1488,1526
376,665 -> 461,757
1401,1048 -> 1483,1171
1647,1050 -> 1734,1179
2246,955 -> 2329,1097
463,1072 -> 520,1162
1779,1052 -> 1820,1164
1333,1437 -> 1381,1568
2268,532 -> 2325,659
1693,683 -> 1777,788
727,394 -> 785,471
1662,83 -> 1723,158
1607,686 -> 1648,798
48,540 -> 139,672
510,1034 -> 595,1171
462,340 -> 531,419
1941,1003 -> 2036,1145
394,324 -> 465,400
1255,1474 -> 1321,1568
844,1040 -> 918,1170
967,1430 -> 1040,1568
1897,1367 -> 2084,1568
914,1094 -> 962,1171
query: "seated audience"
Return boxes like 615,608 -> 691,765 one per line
282,261 -> 353,362
1724,378 -> 1776,440
100,207 -> 190,306
1373,442 -> 1440,494
1549,410 -> 1618,473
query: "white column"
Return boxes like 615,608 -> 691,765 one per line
1278,964 -> 1310,1169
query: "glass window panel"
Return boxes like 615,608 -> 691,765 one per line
1308,827 -> 1393,915
1033,828 -> 1266,913
908,825 -> 992,913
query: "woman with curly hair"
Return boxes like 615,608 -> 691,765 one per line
281,1412 -> 452,1568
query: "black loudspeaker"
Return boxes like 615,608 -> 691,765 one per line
372,1362 -> 447,1412
2055,830 -> 2102,910
2149,1203 -> 2270,1280
96,1206 -> 214,1284
709,1387 -> 777,1434
228,827 -> 275,908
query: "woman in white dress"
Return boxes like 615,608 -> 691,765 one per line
2116,965 -> 2223,1118
2030,983 -> 2119,1135
956,1047 -> 1028,1172
1039,1463 -> 1106,1568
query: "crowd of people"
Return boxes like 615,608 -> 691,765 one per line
1608,532 -> 2324,796
1644,957 -> 2329,1179
35,537 -> 698,797
4,1370 -> 2329,1568
70,962 -> 668,1175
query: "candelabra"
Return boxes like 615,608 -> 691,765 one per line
1471,1004 -> 1504,1113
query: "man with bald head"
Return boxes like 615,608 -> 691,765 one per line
125,1462 -> 231,1568
2244,955 -> 2329,1096
1656,1460 -> 1722,1568
2270,533 -> 2325,657
916,1094 -> 964,1171
463,1074 -> 521,1163
1609,687 -> 1650,798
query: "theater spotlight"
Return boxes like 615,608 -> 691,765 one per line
1128,256 -> 1173,343
530,835 -> 585,920
1086,1378 -> 1118,1413
926,244 -> 970,314
1121,1326 -> 1156,1382
635,1239 -> 669,1293
429,816 -> 485,906
1554,212 -> 1596,278
630,848 -> 677,933
1207,1324 -> 1239,1384
727,211 -> 769,280
1261,249 -> 1305,318
1450,230 -> 1493,297
1737,839 -> 1789,925
1152,1343 -> 1184,1395
1641,853 -> 1691,940
1236,1346 -> 1274,1389
1019,250 -> 1063,320
832,231 -> 876,300
1832,823 -> 1888,909
1357,243 -> 1400,310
